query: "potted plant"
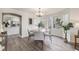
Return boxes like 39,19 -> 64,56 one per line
38,21 -> 44,28
3,22 -> 9,27
55,18 -> 73,42
62,23 -> 73,42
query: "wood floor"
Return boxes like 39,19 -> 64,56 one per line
6,35 -> 75,51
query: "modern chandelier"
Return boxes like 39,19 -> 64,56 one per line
35,8 -> 44,17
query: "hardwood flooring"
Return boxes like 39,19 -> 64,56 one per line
6,35 -> 75,51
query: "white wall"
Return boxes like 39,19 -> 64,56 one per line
70,8 -> 79,43
7,27 -> 19,35
70,8 -> 79,23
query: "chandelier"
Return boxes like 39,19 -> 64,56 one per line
35,8 -> 44,17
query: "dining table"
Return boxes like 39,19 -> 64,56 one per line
29,28 -> 53,48
28,28 -> 48,50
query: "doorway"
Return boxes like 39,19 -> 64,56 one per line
2,13 -> 22,36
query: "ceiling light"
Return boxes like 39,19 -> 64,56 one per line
35,8 -> 44,17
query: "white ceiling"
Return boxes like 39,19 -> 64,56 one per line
14,8 -> 65,15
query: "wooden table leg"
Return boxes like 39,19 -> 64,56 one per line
5,35 -> 7,51
49,36 -> 52,43
74,36 -> 76,49
42,41 -> 43,50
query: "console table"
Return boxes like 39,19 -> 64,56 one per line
0,31 -> 7,51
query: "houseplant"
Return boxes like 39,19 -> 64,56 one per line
55,18 -> 73,42
38,21 -> 44,28
62,23 -> 73,42
3,22 -> 9,27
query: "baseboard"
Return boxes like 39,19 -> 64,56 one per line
52,34 -> 64,39
21,35 -> 28,38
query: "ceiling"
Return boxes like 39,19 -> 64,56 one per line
14,8 -> 65,16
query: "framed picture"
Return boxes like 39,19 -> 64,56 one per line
53,16 -> 63,28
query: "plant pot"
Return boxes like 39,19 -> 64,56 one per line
64,38 -> 68,43
64,31 -> 68,43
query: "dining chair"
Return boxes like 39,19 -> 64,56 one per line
27,30 -> 35,40
34,31 -> 44,50
43,31 -> 53,43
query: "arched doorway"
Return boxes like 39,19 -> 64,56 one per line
2,13 -> 22,37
